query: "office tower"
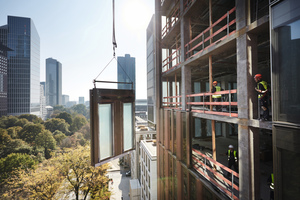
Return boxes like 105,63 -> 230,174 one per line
146,15 -> 156,129
79,96 -> 84,104
117,54 -> 135,92
154,0 -> 300,199
40,81 -> 45,96
62,94 -> 69,106
46,58 -> 62,106
0,42 -> 12,117
0,16 -> 40,116
40,83 -> 46,120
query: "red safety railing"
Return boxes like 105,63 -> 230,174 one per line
192,149 -> 239,200
184,0 -> 196,12
162,6 -> 180,39
185,7 -> 236,60
186,89 -> 238,117
162,47 -> 181,73
162,95 -> 182,109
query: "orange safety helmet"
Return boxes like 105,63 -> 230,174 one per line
213,81 -> 218,84
254,74 -> 262,79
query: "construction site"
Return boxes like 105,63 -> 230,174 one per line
153,0 -> 300,199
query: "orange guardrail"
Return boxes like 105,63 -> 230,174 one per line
185,7 -> 236,59
187,89 -> 238,117
162,6 -> 180,38
162,95 -> 182,108
192,148 -> 239,200
162,47 -> 181,73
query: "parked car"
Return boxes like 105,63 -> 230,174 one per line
125,171 -> 131,177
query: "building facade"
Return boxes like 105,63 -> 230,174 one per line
117,54 -> 136,92
46,57 -> 62,106
79,96 -> 84,104
154,0 -> 299,199
146,15 -> 157,130
40,83 -> 46,120
62,94 -> 69,106
0,16 -> 40,116
140,140 -> 157,200
0,42 -> 12,117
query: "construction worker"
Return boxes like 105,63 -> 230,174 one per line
211,81 -> 223,111
267,173 -> 274,200
254,74 -> 269,121
226,145 -> 238,177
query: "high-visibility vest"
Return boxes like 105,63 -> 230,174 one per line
270,173 -> 274,190
212,86 -> 222,98
228,150 -> 237,162
257,81 -> 268,99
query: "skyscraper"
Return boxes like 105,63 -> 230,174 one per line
79,96 -> 84,104
46,58 -> 62,106
0,42 -> 12,117
117,54 -> 135,92
0,16 -> 40,116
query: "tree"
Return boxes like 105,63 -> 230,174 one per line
58,146 -> 110,200
44,118 -> 70,135
70,115 -> 88,133
56,112 -> 73,125
19,123 -> 45,144
0,116 -> 19,128
7,126 -> 22,139
0,139 -> 33,158
18,114 -> 43,124
78,124 -> 90,141
1,159 -> 63,199
14,118 -> 29,127
35,130 -> 56,159
0,153 -> 37,183
53,130 -> 67,146
71,104 -> 88,117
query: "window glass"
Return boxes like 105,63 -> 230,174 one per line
98,104 -> 112,160
274,19 -> 300,123
123,103 -> 133,151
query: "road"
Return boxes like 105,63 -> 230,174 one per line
107,158 -> 131,200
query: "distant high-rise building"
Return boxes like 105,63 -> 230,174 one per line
79,96 -> 84,104
117,54 -> 136,92
0,16 -> 40,116
40,83 -> 46,120
40,82 -> 45,96
62,94 -> 69,106
46,58 -> 62,106
0,42 -> 12,117
146,15 -> 156,129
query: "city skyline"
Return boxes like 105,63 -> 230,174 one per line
0,0 -> 154,101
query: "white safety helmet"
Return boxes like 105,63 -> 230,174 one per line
228,145 -> 234,149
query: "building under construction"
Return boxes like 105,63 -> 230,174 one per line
152,0 -> 300,199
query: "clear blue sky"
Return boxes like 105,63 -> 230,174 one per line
0,0 -> 154,101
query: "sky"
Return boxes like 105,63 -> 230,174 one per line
0,0 -> 154,101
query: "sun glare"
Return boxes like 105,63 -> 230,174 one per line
121,0 -> 151,32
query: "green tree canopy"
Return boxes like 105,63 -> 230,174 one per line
19,123 -> 45,144
14,118 -> 29,128
53,130 -> 67,146
71,104 -> 88,118
70,115 -> 88,133
35,130 -> 56,159
7,126 -> 22,139
44,118 -> 70,135
0,116 -> 19,129
0,153 -> 37,183
18,114 -> 43,124
56,112 -> 73,125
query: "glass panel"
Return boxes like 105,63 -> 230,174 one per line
281,149 -> 300,199
123,103 -> 133,151
195,118 -> 201,137
275,18 -> 300,123
98,104 -> 112,160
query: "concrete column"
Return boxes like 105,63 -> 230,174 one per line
249,127 -> 260,200
238,124 -> 252,199
180,0 -> 191,111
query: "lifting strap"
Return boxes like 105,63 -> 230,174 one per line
112,0 -> 117,57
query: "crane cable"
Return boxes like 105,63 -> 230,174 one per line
93,0 -> 133,88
